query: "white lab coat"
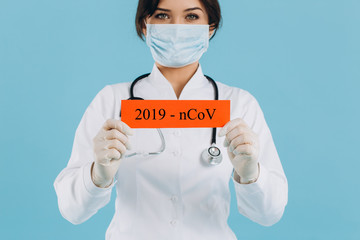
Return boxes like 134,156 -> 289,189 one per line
54,64 -> 288,240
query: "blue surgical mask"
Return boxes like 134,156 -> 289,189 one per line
146,24 -> 210,68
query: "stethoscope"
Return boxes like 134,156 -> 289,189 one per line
120,73 -> 223,166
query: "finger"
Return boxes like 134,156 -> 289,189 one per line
93,128 -> 107,142
103,119 -> 119,131
121,121 -> 134,136
225,125 -> 252,143
106,148 -> 122,160
218,118 -> 248,137
103,149 -> 122,166
103,119 -> 134,136
228,134 -> 256,152
233,144 -> 256,156
96,148 -> 121,166
223,138 -> 230,147
105,129 -> 131,150
106,139 -> 127,155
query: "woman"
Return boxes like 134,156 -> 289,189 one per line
54,0 -> 288,239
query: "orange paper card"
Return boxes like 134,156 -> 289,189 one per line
121,100 -> 230,128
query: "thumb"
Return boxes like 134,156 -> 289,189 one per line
227,148 -> 235,160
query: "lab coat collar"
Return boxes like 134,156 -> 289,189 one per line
147,63 -> 209,100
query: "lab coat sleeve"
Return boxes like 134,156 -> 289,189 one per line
54,85 -> 116,225
232,92 -> 288,226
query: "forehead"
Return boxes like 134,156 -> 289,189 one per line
157,0 -> 205,10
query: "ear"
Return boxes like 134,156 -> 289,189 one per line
209,24 -> 216,38
209,29 -> 214,38
142,18 -> 149,37
143,25 -> 147,37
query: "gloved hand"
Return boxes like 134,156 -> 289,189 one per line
91,119 -> 134,188
218,118 -> 260,184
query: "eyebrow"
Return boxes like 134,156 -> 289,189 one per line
184,7 -> 203,12
155,8 -> 170,12
155,7 -> 204,12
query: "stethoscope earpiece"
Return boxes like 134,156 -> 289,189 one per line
201,144 -> 222,166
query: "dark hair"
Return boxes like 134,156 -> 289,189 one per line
135,0 -> 222,40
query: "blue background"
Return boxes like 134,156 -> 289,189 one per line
0,0 -> 359,239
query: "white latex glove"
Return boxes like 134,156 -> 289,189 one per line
219,118 -> 260,184
91,119 -> 134,188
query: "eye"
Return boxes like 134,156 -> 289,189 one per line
186,14 -> 199,20
155,13 -> 169,20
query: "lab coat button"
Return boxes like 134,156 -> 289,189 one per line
173,130 -> 181,136
173,150 -> 180,156
170,220 -> 177,226
170,195 -> 178,202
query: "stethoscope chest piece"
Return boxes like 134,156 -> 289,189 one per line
201,144 -> 223,166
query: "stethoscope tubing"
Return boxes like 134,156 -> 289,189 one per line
120,72 -> 223,165
126,73 -> 219,146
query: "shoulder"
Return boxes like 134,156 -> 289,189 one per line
107,82 -> 132,98
93,82 -> 132,103
87,82 -> 132,120
216,81 -> 258,105
216,81 -> 263,121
